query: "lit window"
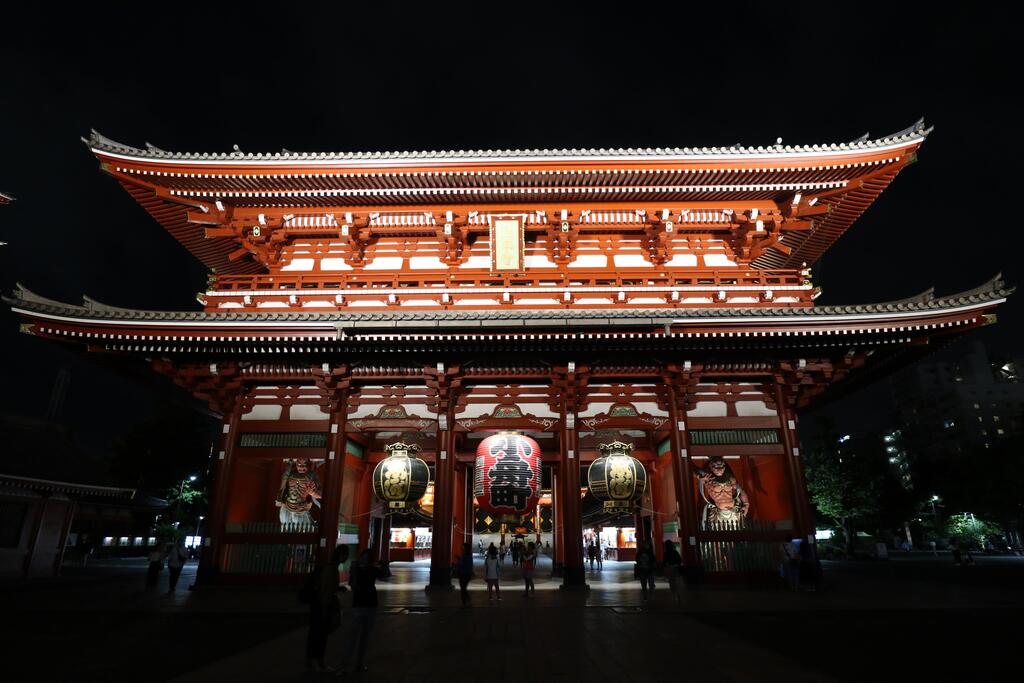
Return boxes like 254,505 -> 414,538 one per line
944,420 -> 955,429
974,403 -> 981,409
102,537 -> 114,547
993,415 -> 1001,422
133,537 -> 144,546
118,537 -> 129,546
997,428 -> 1005,435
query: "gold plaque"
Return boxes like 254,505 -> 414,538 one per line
490,217 -> 524,272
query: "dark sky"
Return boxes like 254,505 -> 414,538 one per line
0,5 -> 1018,450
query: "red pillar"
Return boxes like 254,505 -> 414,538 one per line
197,400 -> 242,584
559,414 -> 586,587
666,385 -> 700,567
319,391 -> 349,565
774,385 -> 814,543
428,411 -> 456,588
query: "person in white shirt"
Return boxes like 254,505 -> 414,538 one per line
166,538 -> 190,593
484,546 -> 501,600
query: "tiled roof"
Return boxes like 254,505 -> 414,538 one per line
85,120 -> 930,165
5,274 -> 1009,328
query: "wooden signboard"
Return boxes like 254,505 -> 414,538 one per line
489,216 -> 525,272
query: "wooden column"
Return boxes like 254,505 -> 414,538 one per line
21,494 -> 49,579
559,412 -> 586,587
196,399 -> 242,585
774,381 -> 811,542
318,389 -> 349,565
53,498 -> 77,577
552,465 -> 563,574
428,418 -> 456,588
664,379 -> 700,567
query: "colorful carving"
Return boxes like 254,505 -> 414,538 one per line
276,458 -> 322,527
694,456 -> 749,529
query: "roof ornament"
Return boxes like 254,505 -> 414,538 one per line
849,132 -> 870,143
232,144 -> 243,155
145,142 -> 165,153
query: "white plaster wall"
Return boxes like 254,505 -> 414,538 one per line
704,253 -> 737,267
686,401 -> 728,417
734,401 -> 777,417
281,258 -> 315,271
320,258 -> 353,271
290,404 -> 328,420
664,254 -> 698,267
365,257 -> 404,270
242,404 -> 283,421
568,254 -> 608,268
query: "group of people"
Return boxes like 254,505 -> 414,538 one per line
303,545 -> 380,676
145,537 -> 191,593
465,541 -> 540,602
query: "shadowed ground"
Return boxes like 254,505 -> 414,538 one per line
3,552 -> 1022,682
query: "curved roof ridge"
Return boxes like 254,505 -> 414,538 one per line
84,122 -> 930,164
6,274 -> 1009,324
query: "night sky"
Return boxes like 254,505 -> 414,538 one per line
0,6 -> 1017,454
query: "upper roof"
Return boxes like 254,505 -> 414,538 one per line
85,121 -> 929,166
85,122 -> 929,274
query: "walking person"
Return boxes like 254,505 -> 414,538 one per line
498,540 -> 506,565
484,544 -> 501,601
587,542 -> 597,571
521,542 -> 537,597
340,548 -> 380,675
456,542 -> 474,606
165,537 -> 189,593
782,535 -> 801,591
596,541 -> 603,570
511,541 -> 520,567
302,544 -> 348,674
145,542 -> 164,588
663,540 -> 683,604
635,541 -> 656,600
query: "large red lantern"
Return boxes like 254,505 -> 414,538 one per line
474,432 -> 541,520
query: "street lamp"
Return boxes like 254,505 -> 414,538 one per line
176,475 -> 198,523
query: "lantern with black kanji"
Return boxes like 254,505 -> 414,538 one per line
474,432 -> 541,521
587,441 -> 647,513
372,442 -> 430,513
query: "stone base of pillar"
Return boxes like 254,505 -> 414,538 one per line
551,561 -> 564,577
425,567 -> 453,591
559,566 -> 589,589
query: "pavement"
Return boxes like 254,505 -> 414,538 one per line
3,552 -> 1023,682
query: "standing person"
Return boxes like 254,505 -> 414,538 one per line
798,540 -> 818,592
165,538 -> 189,593
596,540 -> 604,570
929,539 -> 937,556
635,541 -> 656,600
145,542 -> 164,589
340,549 -> 380,675
302,544 -> 348,674
456,542 -> 474,606
663,540 -> 683,603
498,540 -> 506,565
782,535 -> 801,591
511,541 -> 520,567
484,545 -> 502,601
951,541 -> 963,565
521,542 -> 537,597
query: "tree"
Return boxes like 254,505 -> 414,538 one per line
804,419 -> 889,555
